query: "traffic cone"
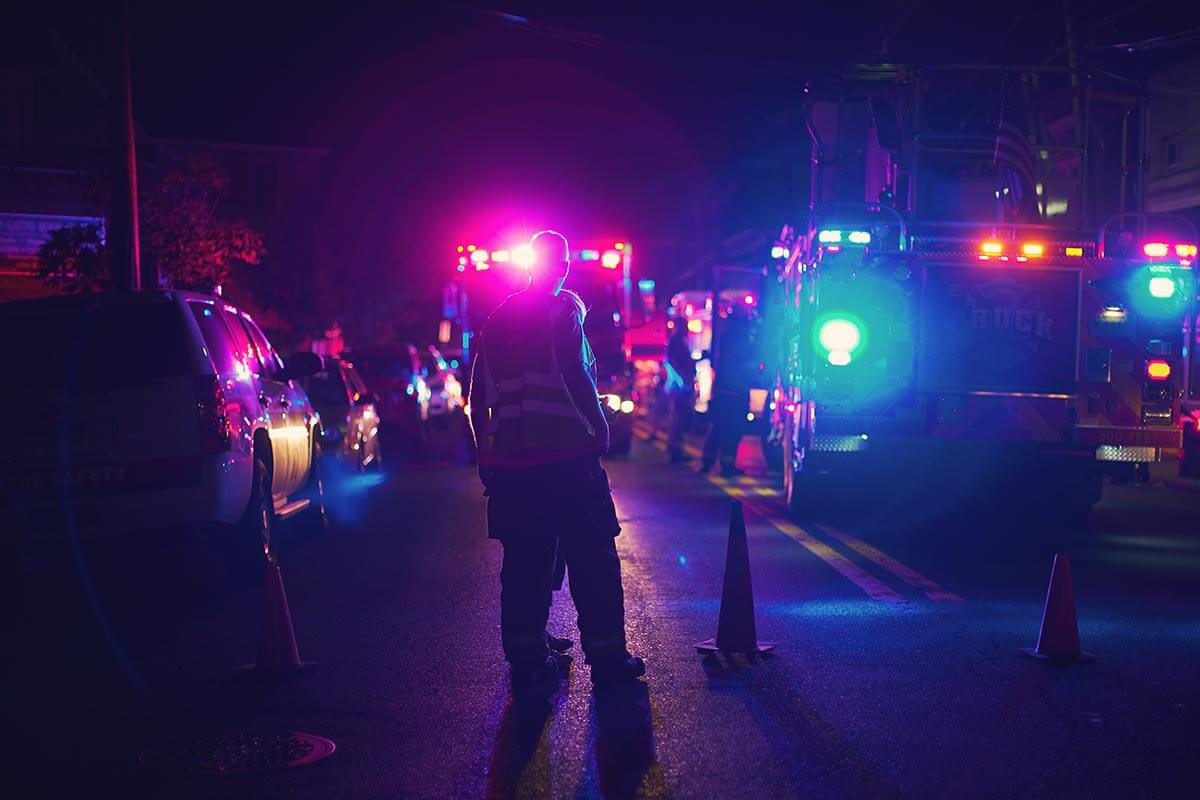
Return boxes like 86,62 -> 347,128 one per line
1020,553 -> 1095,663
696,500 -> 776,656
241,562 -> 315,673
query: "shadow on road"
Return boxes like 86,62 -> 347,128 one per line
484,682 -> 566,799
586,681 -> 666,799
483,679 -> 665,800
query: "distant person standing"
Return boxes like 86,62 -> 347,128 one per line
468,231 -> 645,689
665,326 -> 697,463
701,312 -> 752,476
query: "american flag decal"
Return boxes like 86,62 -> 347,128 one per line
994,76 -> 1040,220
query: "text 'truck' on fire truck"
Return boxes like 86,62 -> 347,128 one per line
772,64 -> 1198,523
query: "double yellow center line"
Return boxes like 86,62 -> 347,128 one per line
636,423 -> 963,604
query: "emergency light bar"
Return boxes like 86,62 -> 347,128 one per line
818,229 -> 871,246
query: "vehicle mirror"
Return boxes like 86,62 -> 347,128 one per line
285,351 -> 324,381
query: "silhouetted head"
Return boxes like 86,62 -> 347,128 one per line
527,230 -> 570,294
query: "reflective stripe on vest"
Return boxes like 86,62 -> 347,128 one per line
482,300 -> 596,450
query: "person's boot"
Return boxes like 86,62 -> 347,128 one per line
590,656 -> 646,688
511,655 -> 563,688
546,633 -> 574,653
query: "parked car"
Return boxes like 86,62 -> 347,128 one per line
347,344 -> 430,445
300,356 -> 383,471
0,291 -> 327,561
420,345 -> 464,426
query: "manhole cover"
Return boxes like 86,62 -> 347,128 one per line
140,731 -> 336,775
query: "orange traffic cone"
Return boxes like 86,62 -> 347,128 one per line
242,562 -> 315,673
1020,553 -> 1095,663
696,500 -> 776,656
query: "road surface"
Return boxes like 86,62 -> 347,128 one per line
6,421 -> 1200,798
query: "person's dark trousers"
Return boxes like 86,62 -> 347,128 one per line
499,532 -> 558,664
667,391 -> 693,458
702,392 -> 746,470
498,518 -> 627,665
490,461 -> 628,666
717,392 -> 745,471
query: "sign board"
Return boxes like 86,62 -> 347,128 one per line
919,263 -> 1080,394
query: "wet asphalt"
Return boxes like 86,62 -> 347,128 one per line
4,418 -> 1200,799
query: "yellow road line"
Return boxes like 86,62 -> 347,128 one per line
638,422 -> 955,603
705,475 -> 907,604
813,524 -> 964,602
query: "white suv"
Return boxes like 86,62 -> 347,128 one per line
1,290 -> 327,560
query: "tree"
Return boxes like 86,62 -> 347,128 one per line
36,156 -> 265,293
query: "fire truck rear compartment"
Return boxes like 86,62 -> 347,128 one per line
918,262 -> 1081,396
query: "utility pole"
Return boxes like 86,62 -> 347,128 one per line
109,2 -> 143,290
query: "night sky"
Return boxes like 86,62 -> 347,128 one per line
20,2 -> 1200,305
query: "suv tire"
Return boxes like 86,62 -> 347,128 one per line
236,457 -> 276,567
297,438 -> 331,535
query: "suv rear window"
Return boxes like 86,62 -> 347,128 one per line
189,302 -> 239,374
303,368 -> 350,407
0,300 -> 191,390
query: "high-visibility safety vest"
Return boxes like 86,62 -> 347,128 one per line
478,293 -> 598,461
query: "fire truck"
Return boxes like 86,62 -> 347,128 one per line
447,239 -> 641,454
774,64 -> 1198,521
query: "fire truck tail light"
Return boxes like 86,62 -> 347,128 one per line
1148,276 -> 1177,298
1065,246 -> 1084,257
1143,242 -> 1169,258
1022,243 -> 1044,257
601,250 -> 621,269
848,231 -> 871,244
1146,360 -> 1171,381
770,245 -> 789,259
818,230 -> 842,244
1175,243 -> 1197,258
981,241 -> 1004,256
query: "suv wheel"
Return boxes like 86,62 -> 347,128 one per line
237,457 -> 276,566
297,438 -> 331,535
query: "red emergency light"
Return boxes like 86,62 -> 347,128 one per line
1143,242 -> 1169,258
1146,359 -> 1171,381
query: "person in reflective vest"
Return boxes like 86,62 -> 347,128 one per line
468,230 -> 645,688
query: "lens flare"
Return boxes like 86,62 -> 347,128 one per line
818,318 -> 862,354
512,244 -> 536,269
